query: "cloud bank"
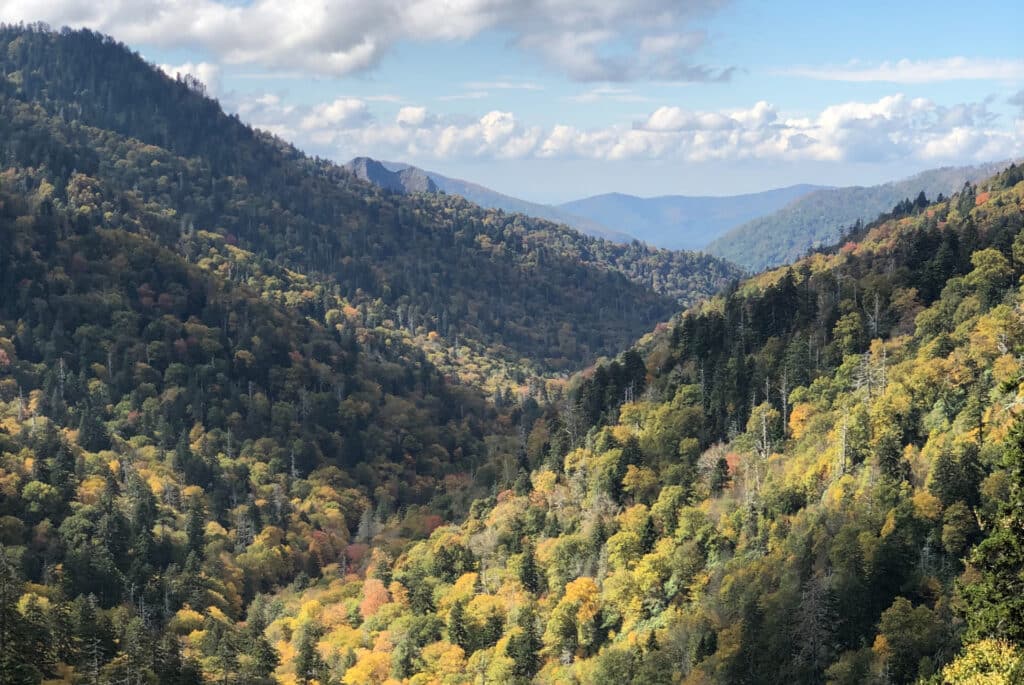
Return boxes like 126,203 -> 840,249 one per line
238,92 -> 1023,165
1,0 -> 731,81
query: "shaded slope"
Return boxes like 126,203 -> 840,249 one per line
0,25 -> 739,372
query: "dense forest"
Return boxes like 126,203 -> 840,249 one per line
210,164 -> 1023,685
0,24 -> 739,377
2,22 -> 1024,685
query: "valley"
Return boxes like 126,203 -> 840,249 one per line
0,20 -> 1022,685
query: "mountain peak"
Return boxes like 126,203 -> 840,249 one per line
345,156 -> 437,194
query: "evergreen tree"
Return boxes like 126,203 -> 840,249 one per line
519,540 -> 541,594
641,514 -> 657,554
710,456 -> 731,495
447,599 -> 470,651
0,549 -> 44,685
77,402 -> 110,452
294,623 -> 325,685
507,604 -> 542,680
963,417 -> 1024,642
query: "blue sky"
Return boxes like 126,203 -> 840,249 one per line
5,0 -> 1022,202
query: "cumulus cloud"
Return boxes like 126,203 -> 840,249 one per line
782,57 -> 1024,83
396,106 -> 429,127
300,98 -> 371,132
158,61 -> 221,94
260,93 -> 1022,167
1,0 -> 732,81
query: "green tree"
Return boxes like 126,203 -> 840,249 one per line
0,549 -> 44,685
506,604 -> 542,680
963,417 -> 1024,642
519,539 -> 541,594
294,622 -> 325,685
875,597 -> 944,684
709,456 -> 731,495
447,600 -> 470,652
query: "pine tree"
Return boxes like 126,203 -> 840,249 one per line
507,604 -> 542,680
185,497 -> 206,557
929,448 -> 961,507
641,514 -> 657,554
710,456 -> 731,495
294,622 -> 325,685
447,599 -> 470,651
481,611 -> 505,649
77,402 -> 110,452
0,549 -> 44,684
519,540 -> 541,594
963,417 -> 1024,642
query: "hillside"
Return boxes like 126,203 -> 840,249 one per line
707,161 -> 1011,271
237,164 -> 1021,685
0,26 -> 739,376
4,22 -> 1024,685
559,185 -> 824,251
377,159 -> 635,243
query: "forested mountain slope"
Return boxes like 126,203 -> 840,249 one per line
0,161 -> 528,682
227,165 -> 1024,684
4,22 -> 1024,685
707,162 -> 1010,272
0,24 -> 739,375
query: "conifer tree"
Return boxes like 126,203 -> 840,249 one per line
963,416 -> 1024,642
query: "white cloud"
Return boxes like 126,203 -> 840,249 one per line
299,98 -> 371,131
158,61 -> 221,94
2,0 -> 731,81
642,105 -> 738,131
782,57 -> 1024,83
265,93 -> 1022,167
396,106 -> 428,127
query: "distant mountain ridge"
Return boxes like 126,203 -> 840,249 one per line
558,185 -> 826,250
345,156 -> 438,193
706,161 -> 1013,271
354,156 -> 1014,276
366,159 -> 635,242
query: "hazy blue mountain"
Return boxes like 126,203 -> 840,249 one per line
377,160 -> 635,242
706,161 -> 1012,272
557,185 -> 825,250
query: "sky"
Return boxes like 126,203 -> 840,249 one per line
3,0 -> 1023,203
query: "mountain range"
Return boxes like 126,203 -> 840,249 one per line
354,158 -> 821,248
350,157 -> 1011,274
558,185 -> 825,250
377,159 -> 636,243
2,23 -> 1024,685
